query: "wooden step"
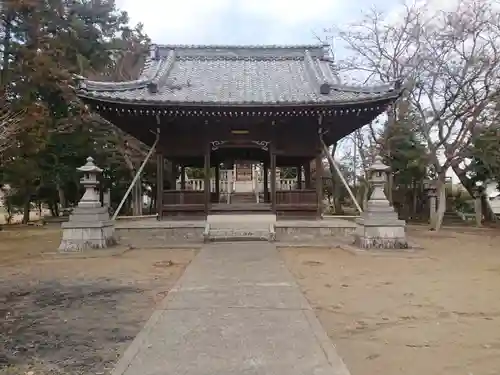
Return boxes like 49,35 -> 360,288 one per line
211,203 -> 271,213
231,192 -> 257,204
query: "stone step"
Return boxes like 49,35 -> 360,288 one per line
208,228 -> 271,242
441,211 -> 471,226
443,212 -> 466,222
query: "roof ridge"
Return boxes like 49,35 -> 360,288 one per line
154,43 -> 328,49
175,55 -> 307,61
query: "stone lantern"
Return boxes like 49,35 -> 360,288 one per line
77,157 -> 103,208
58,157 -> 116,252
354,155 -> 408,249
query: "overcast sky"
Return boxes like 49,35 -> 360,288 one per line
115,0 -> 397,46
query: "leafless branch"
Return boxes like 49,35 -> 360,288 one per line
0,105 -> 25,154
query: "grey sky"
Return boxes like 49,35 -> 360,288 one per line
116,0 -> 396,46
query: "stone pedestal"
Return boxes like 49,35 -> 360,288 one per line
354,155 -> 408,249
58,157 -> 116,252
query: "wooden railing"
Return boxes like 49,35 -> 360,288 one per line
160,189 -> 318,218
162,191 -> 205,218
276,189 -> 317,217
276,189 -> 317,205
176,176 -> 297,192
163,190 -> 205,205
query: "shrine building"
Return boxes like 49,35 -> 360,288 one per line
75,44 -> 403,219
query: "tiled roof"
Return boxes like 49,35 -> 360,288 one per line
75,44 -> 402,106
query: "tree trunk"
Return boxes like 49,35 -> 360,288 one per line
1,13 -> 13,87
332,177 -> 344,214
57,183 -> 67,208
412,182 -> 418,218
433,173 -> 447,231
131,176 -> 142,216
326,142 -> 344,214
452,165 -> 496,222
48,200 -> 58,217
22,194 -> 31,224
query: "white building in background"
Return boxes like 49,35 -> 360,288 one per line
486,181 -> 500,215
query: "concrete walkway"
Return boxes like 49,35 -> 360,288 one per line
112,243 -> 350,375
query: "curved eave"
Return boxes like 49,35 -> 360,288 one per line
76,88 -> 403,109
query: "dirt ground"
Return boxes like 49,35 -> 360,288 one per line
281,226 -> 500,375
0,226 -> 197,375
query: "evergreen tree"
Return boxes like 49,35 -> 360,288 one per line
0,0 -> 153,221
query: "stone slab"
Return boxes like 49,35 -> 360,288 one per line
120,309 -> 343,375
275,218 -> 357,228
115,219 -> 206,229
116,227 -> 205,248
274,219 -> 357,243
207,213 -> 276,224
111,242 -> 350,375
164,283 -> 310,309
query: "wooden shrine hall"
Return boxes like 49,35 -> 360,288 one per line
75,44 -> 403,219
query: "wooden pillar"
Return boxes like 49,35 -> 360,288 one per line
204,144 -> 211,215
169,162 -> 177,189
180,165 -> 186,189
296,165 -> 302,190
270,147 -> 277,213
215,163 -> 220,203
179,165 -> 185,205
315,154 -> 323,219
304,161 -> 311,189
156,152 -> 164,220
263,162 -> 269,203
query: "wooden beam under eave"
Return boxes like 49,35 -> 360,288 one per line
156,151 -> 164,220
315,153 -> 323,219
204,142 -> 211,215
270,144 -> 277,213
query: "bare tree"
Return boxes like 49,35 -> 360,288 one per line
326,4 -> 424,204
327,0 -> 500,230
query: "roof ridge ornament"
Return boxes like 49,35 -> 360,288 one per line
319,83 -> 331,95
304,50 -> 333,95
148,49 -> 177,94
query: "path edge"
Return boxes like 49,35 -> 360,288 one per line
111,310 -> 163,375
303,309 -> 352,375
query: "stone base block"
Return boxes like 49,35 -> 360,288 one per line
115,227 -> 204,248
68,205 -> 111,222
59,223 -> 116,252
354,222 -> 408,249
274,221 -> 357,244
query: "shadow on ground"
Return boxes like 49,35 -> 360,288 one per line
1,279 -> 148,374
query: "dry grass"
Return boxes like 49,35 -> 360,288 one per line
281,226 -> 500,375
0,226 -> 197,375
